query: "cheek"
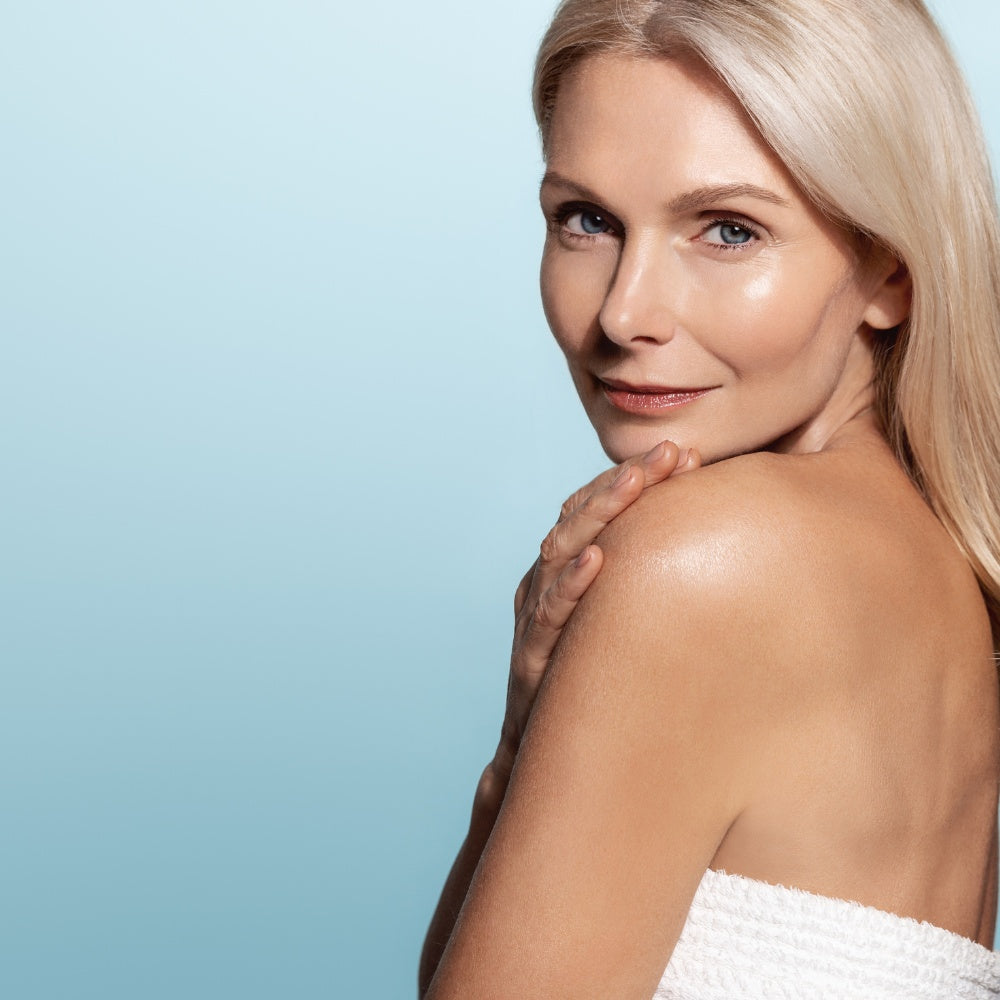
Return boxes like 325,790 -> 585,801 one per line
679,261 -> 850,373
540,244 -> 610,358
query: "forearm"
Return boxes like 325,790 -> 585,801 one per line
419,446 -> 693,996
418,762 -> 507,998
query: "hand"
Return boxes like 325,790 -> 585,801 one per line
478,440 -> 701,815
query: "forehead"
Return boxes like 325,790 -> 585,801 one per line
546,53 -> 800,204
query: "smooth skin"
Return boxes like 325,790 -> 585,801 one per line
422,54 -> 999,999
419,440 -> 701,995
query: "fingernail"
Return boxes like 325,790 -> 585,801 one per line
678,448 -> 690,466
611,465 -> 632,489
643,441 -> 668,462
575,548 -> 593,568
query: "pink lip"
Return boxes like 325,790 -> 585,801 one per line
599,378 -> 716,414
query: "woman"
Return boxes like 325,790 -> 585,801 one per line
421,0 -> 1000,995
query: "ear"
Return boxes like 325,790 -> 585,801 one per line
863,257 -> 911,330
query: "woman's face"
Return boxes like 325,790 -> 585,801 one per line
539,54 -> 894,464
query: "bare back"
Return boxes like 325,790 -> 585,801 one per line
701,433 -> 1000,945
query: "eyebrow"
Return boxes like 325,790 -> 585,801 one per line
669,183 -> 790,213
540,171 -> 790,213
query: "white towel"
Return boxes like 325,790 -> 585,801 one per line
655,868 -> 1000,999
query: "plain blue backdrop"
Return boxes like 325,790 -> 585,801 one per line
2,2 -> 998,997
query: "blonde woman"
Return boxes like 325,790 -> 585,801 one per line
421,1 -> 1000,996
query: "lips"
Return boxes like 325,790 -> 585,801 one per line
599,378 -> 716,414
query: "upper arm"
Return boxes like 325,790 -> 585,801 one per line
427,470 -> 796,1000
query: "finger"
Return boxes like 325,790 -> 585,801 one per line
514,562 -> 537,617
516,546 -> 604,679
673,445 -> 702,476
535,473 -> 640,612
520,441 -> 697,642
559,463 -> 627,523
538,442 -> 684,590
636,440 -> 687,487
559,440 -> 686,521
538,473 -> 635,592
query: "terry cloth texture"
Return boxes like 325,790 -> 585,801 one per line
654,868 -> 1000,999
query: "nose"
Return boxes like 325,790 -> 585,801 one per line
599,236 -> 677,347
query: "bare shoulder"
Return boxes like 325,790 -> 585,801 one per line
535,447 -> 997,943
598,449 -> 865,575
577,446 -> 990,680
586,451 -> 842,627
547,451 -> 834,739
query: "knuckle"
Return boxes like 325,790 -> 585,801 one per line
572,489 -> 613,531
579,488 -> 606,516
539,528 -> 561,564
532,594 -> 556,631
559,493 -> 580,521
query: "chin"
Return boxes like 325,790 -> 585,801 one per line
594,421 -> 767,468
594,424 -> 690,465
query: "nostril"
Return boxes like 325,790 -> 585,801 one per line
599,308 -> 675,346
599,253 -> 676,346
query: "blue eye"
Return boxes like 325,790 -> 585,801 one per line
580,211 -> 610,234
704,221 -> 756,246
565,209 -> 613,236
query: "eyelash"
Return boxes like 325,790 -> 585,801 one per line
548,202 -> 621,241
548,202 -> 764,251
699,214 -> 763,251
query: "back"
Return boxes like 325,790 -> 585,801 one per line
652,440 -> 1000,945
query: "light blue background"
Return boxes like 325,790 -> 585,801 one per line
2,2 -> 997,997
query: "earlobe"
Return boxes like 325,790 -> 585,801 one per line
864,260 -> 911,330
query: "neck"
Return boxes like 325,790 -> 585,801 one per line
773,332 -> 881,455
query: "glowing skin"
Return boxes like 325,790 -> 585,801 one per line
539,54 -> 902,465
422,55 -> 998,1000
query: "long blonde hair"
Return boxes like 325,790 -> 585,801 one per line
534,0 -> 1000,643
